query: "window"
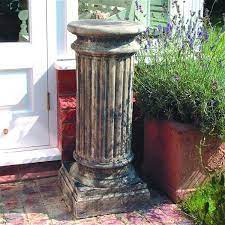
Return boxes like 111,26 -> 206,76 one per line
0,0 -> 29,42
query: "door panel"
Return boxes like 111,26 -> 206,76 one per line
0,0 -> 49,150
0,69 -> 31,109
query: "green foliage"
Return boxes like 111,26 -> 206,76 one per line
134,14 -> 225,139
182,174 -> 225,225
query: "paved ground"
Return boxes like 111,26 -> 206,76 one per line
0,177 -> 194,225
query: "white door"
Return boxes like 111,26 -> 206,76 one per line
0,0 -> 49,150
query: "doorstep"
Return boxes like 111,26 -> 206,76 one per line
0,161 -> 61,184
0,148 -> 62,183
0,147 -> 61,167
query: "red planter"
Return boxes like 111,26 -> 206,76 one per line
143,120 -> 225,202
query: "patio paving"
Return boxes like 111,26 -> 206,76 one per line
0,176 -> 195,225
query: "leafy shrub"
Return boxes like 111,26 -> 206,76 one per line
182,174 -> 225,225
134,1 -> 225,139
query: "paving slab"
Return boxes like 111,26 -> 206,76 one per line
0,177 -> 195,225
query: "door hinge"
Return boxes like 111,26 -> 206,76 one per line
47,92 -> 50,111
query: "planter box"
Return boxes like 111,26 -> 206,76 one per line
143,120 -> 225,202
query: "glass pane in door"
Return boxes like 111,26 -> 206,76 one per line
0,0 -> 29,42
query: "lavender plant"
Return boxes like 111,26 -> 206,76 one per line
134,1 -> 225,139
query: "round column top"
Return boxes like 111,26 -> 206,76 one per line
67,19 -> 145,38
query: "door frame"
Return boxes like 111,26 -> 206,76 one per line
47,0 -> 78,146
47,0 -> 58,149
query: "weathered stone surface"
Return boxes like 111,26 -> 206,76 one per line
59,19 -> 149,218
59,163 -> 150,218
67,19 -> 145,38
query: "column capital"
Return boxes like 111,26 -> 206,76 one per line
67,19 -> 145,38
68,19 -> 145,56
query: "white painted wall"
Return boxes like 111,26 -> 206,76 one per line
170,0 -> 204,21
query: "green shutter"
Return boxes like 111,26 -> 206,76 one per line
150,0 -> 169,27
135,0 -> 169,28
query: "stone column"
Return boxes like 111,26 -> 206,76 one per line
59,20 -> 150,219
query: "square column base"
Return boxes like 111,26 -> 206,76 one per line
59,162 -> 151,219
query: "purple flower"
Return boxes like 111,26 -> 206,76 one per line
145,40 -> 151,50
203,31 -> 209,41
165,22 -> 173,33
144,27 -> 150,35
186,32 -> 191,40
157,24 -> 163,32
189,38 -> 194,48
197,30 -> 203,38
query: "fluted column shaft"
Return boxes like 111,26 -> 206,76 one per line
75,55 -> 134,166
